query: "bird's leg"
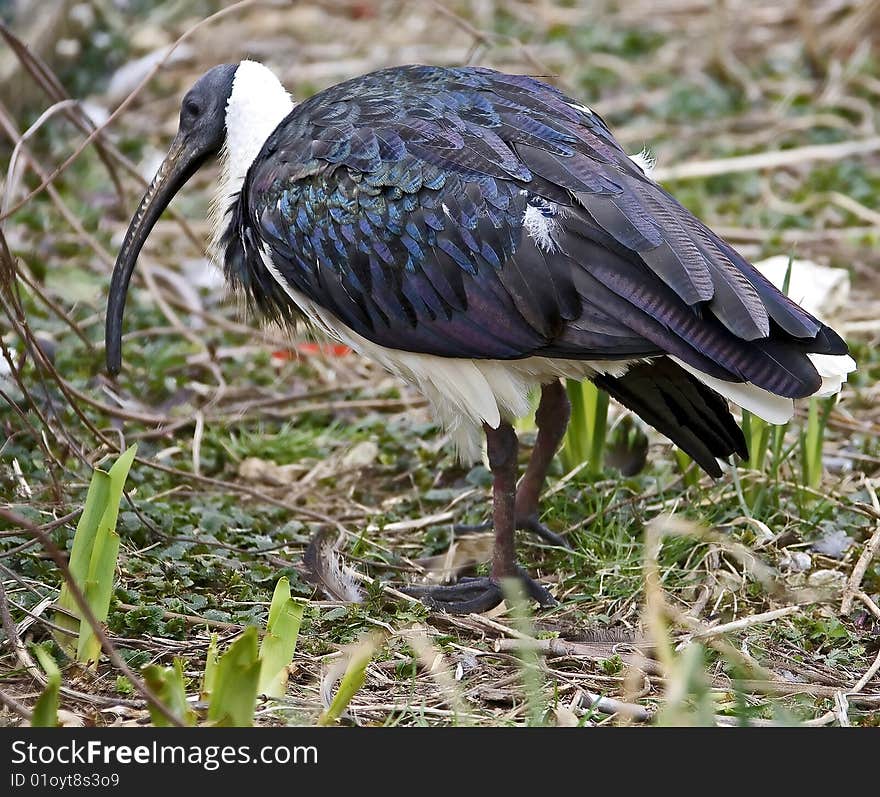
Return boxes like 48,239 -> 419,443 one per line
455,380 -> 572,548
514,379 -> 571,548
403,422 -> 555,614
486,420 -> 520,580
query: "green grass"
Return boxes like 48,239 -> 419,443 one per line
317,633 -> 383,726
143,659 -> 197,727
258,577 -> 305,698
53,445 -> 137,667
561,379 -> 610,476
30,646 -> 61,728
206,627 -> 261,727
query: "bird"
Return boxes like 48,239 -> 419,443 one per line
106,60 -> 855,614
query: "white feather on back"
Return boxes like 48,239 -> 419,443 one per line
629,147 -> 656,176
522,203 -> 559,252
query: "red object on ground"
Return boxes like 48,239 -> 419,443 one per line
271,343 -> 352,361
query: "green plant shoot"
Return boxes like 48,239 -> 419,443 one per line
201,633 -> 219,702
502,578 -> 547,727
142,659 -> 196,727
673,449 -> 699,488
31,645 -> 61,727
655,642 -> 715,727
561,379 -> 609,475
801,397 -> 834,490
741,410 -> 772,473
318,633 -> 382,726
207,627 -> 261,727
258,577 -> 305,698
54,445 -> 137,668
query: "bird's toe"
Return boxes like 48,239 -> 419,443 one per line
402,577 -> 503,614
453,512 -> 571,549
517,514 -> 572,549
402,569 -> 556,614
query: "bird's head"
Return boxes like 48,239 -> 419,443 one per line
106,60 -> 292,375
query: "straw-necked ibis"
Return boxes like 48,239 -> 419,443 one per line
106,61 -> 855,613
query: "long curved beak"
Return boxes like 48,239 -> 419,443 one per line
106,132 -> 208,375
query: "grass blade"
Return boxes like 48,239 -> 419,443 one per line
742,410 -> 772,473
142,659 -> 196,727
655,642 -> 715,727
317,632 -> 382,726
201,632 -> 219,701
673,449 -> 699,488
207,627 -> 261,727
802,397 -> 834,491
53,471 -> 111,654
258,577 -> 306,698
741,409 -> 775,509
562,378 -> 589,470
502,578 -> 546,726
588,387 -> 610,475
75,445 -> 137,667
30,645 -> 61,727
561,379 -> 608,475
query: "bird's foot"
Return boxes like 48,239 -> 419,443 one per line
516,514 -> 571,549
454,513 -> 571,549
402,567 -> 556,615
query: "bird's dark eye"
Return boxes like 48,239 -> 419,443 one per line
183,98 -> 201,119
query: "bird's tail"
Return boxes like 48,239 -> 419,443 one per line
591,358 -> 748,477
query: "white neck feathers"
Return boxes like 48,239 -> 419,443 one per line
209,60 -> 294,260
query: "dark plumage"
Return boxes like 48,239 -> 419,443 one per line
221,65 -> 845,404
108,61 -> 855,614
592,359 -> 747,477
